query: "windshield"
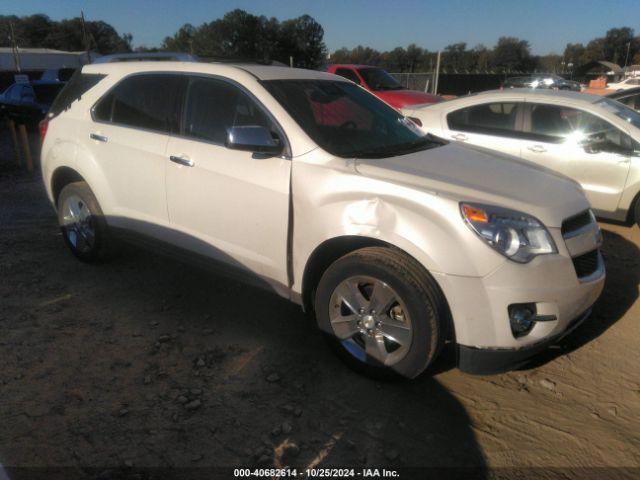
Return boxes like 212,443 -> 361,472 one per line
597,97 -> 640,129
262,80 -> 444,158
357,68 -> 404,91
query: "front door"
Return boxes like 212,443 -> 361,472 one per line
521,103 -> 632,213
165,76 -> 291,286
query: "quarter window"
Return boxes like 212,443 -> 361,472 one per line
93,74 -> 185,133
447,102 -> 521,137
182,77 -> 273,145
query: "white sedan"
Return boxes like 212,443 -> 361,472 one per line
607,77 -> 640,91
403,89 -> 640,225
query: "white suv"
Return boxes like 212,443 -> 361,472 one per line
41,62 -> 605,378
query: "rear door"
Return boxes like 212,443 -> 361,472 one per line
443,101 -> 525,157
520,102 -> 632,213
89,73 -> 186,231
164,75 -> 291,285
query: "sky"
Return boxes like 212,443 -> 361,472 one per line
6,0 -> 640,54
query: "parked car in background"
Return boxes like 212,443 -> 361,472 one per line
606,76 -> 640,91
607,87 -> 640,111
0,80 -> 65,126
41,62 -> 603,378
403,89 -> 640,226
503,75 -> 581,91
327,64 -> 442,109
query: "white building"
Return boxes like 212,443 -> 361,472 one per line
0,47 -> 96,71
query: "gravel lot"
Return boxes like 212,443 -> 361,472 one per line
1,150 -> 639,479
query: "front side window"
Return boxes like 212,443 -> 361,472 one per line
93,74 -> 185,133
447,102 -> 521,137
529,103 -> 634,154
334,68 -> 361,85
263,79 -> 442,158
182,77 -> 274,145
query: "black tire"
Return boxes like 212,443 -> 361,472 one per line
314,247 -> 446,379
57,181 -> 112,262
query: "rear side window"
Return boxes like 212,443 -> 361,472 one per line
334,68 -> 361,85
448,102 -> 521,137
49,72 -> 106,118
94,74 -> 185,134
183,77 -> 273,144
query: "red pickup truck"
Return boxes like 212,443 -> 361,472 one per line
327,64 -> 442,109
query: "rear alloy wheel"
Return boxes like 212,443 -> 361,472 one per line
315,247 -> 445,379
57,182 -> 111,262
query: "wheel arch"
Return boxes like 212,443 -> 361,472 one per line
51,166 -> 86,206
300,235 -> 455,341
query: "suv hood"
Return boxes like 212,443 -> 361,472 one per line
354,141 -> 588,228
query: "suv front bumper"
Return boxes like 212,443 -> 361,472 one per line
457,308 -> 592,374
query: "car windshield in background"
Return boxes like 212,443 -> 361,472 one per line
358,68 -> 403,91
263,80 -> 443,158
33,84 -> 65,104
598,97 -> 640,129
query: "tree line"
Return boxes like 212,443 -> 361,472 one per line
332,28 -> 640,73
2,11 -> 639,73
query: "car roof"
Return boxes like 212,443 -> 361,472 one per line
82,61 -> 344,82
438,88 -> 604,106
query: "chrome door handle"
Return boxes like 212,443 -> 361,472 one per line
451,133 -> 468,141
90,133 -> 108,142
527,145 -> 547,153
169,155 -> 194,167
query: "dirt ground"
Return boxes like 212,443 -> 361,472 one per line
1,156 -> 639,479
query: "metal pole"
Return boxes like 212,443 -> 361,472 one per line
9,22 -> 21,72
624,42 -> 631,68
433,51 -> 441,95
7,119 -> 21,167
289,56 -> 293,68
18,124 -> 33,172
81,11 -> 91,64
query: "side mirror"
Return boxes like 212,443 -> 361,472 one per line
579,134 -> 604,154
225,126 -> 282,155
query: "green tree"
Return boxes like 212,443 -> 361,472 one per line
0,14 -> 131,54
491,36 -> 534,72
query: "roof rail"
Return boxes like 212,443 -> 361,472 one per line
92,52 -> 199,64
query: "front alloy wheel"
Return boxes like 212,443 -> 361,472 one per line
329,275 -> 412,367
315,247 -> 445,379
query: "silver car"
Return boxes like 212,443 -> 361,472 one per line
404,89 -> 640,226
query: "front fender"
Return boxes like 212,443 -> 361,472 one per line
291,159 -> 505,295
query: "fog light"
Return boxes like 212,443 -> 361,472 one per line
508,303 -> 536,338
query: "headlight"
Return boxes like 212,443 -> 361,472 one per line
460,203 -> 557,263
